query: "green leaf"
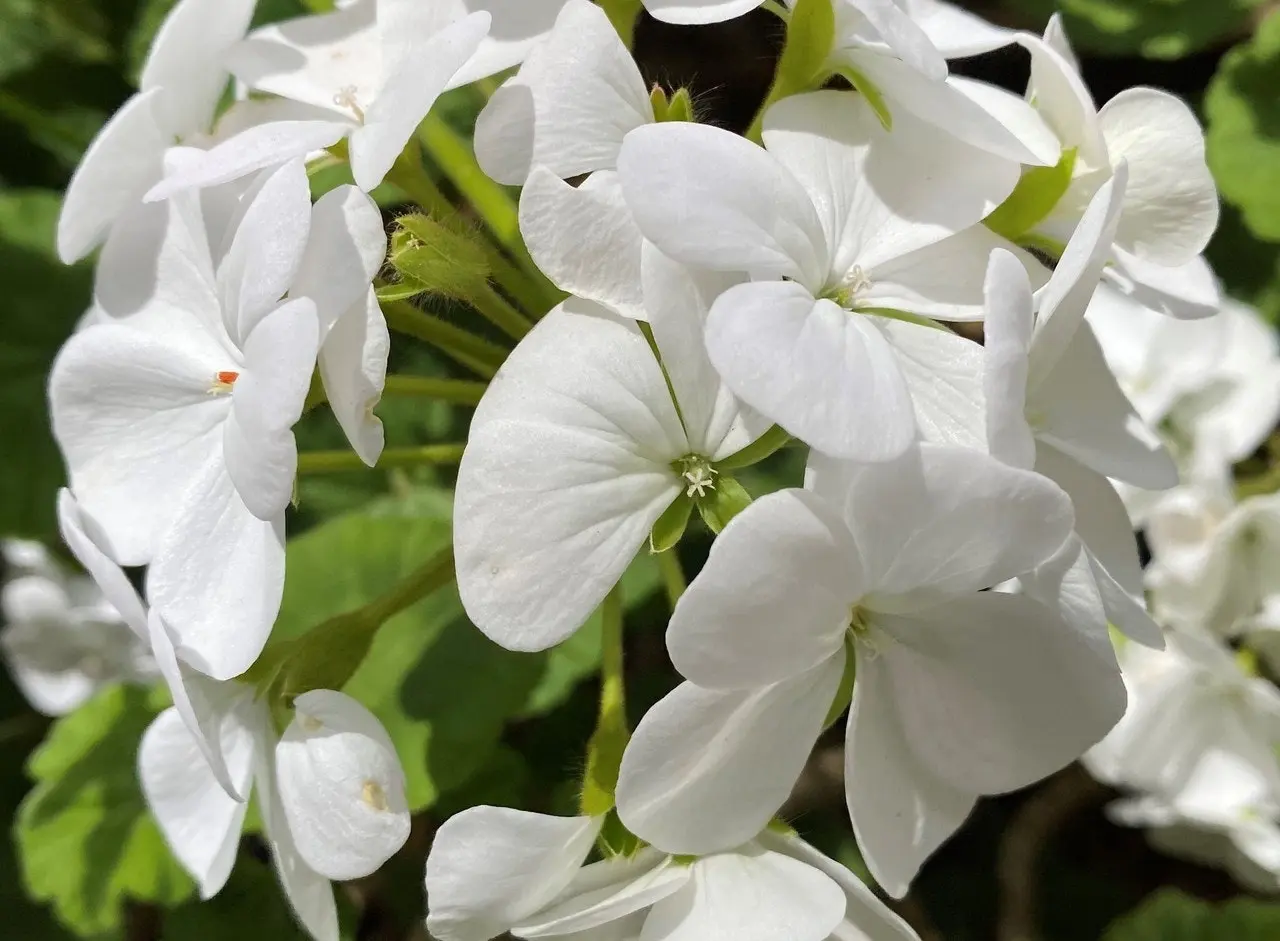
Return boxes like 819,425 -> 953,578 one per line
0,189 -> 90,539
1010,0 -> 1266,60
1103,889 -> 1280,940
15,686 -> 194,936
1206,11 -> 1280,243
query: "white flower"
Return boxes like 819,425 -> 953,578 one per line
151,0 -> 567,196
49,161 -> 321,679
0,543 -> 154,716
618,89 -> 1031,459
903,0 -> 1013,58
56,0 -> 257,262
981,169 -> 1174,647
455,247 -> 769,652
141,683 -> 408,940
1019,17 -> 1219,268
274,690 -> 411,881
615,443 -> 1123,895
426,806 -> 919,941
477,0 -> 653,319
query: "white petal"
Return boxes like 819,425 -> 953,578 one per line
1030,324 -> 1177,490
147,461 -> 285,680
704,282 -> 916,462
981,248 -> 1036,470
1103,250 -> 1219,321
474,0 -> 650,183
1034,443 -> 1146,603
49,322 -> 229,566
950,76 -> 1061,167
1017,30 -> 1107,168
876,318 -> 986,450
147,609 -> 249,800
762,91 -> 1015,275
58,90 -> 169,263
876,591 -> 1126,793
140,0 -> 257,136
640,243 -> 761,455
845,656 -> 976,898
846,444 -> 1074,599
319,290 -> 389,466
1099,87 -> 1219,265
426,808 -> 601,941
667,489 -> 859,689
616,655 -> 845,856
56,490 -> 148,639
520,170 -> 645,321
852,0 -> 947,79
760,831 -> 921,941
145,120 -> 353,202
516,852 -> 691,939
640,848 -> 845,941
445,0 -> 569,88
642,0 -> 763,25
865,225 -> 1031,321
1029,166 -> 1128,381
618,122 -> 828,290
851,52 -> 1044,166
225,298 -> 321,520
257,732 -> 341,941
905,0 -> 1013,57
139,706 -> 253,898
217,160 -> 312,344
455,302 -> 685,652
349,12 -> 490,190
275,690 -> 410,881
294,185 -> 388,332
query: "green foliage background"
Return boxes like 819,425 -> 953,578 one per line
2,1 -> 1280,939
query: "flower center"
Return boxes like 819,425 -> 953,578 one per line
333,85 -> 366,122
848,604 -> 890,657
832,265 -> 873,308
673,454 -> 718,499
208,370 -> 240,395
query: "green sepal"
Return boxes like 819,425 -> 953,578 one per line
388,213 -> 492,306
650,493 -> 694,553
580,713 -> 630,817
833,65 -> 893,130
776,0 -> 836,96
984,148 -> 1078,243
715,424 -> 792,471
597,810 -> 645,858
822,636 -> 858,729
650,85 -> 695,124
696,474 -> 753,534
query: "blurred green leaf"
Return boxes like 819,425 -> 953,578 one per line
0,189 -> 89,539
1206,10 -> 1280,243
1103,889 -> 1280,939
1011,0 -> 1264,59
14,686 -> 193,936
0,0 -> 114,82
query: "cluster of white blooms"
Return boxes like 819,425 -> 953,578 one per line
1,539 -> 155,715
38,0 -> 1247,936
1082,293 -> 1280,892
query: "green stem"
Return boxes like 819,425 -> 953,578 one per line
657,550 -> 687,611
382,299 -> 505,378
298,444 -> 466,475
599,0 -> 644,44
383,375 -> 488,406
366,546 -> 458,625
474,284 -> 534,340
580,585 -> 630,817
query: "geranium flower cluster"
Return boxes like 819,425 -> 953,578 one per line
35,0 -> 1237,937
1082,294 -> 1280,892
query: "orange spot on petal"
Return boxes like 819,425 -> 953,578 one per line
216,371 -> 240,386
